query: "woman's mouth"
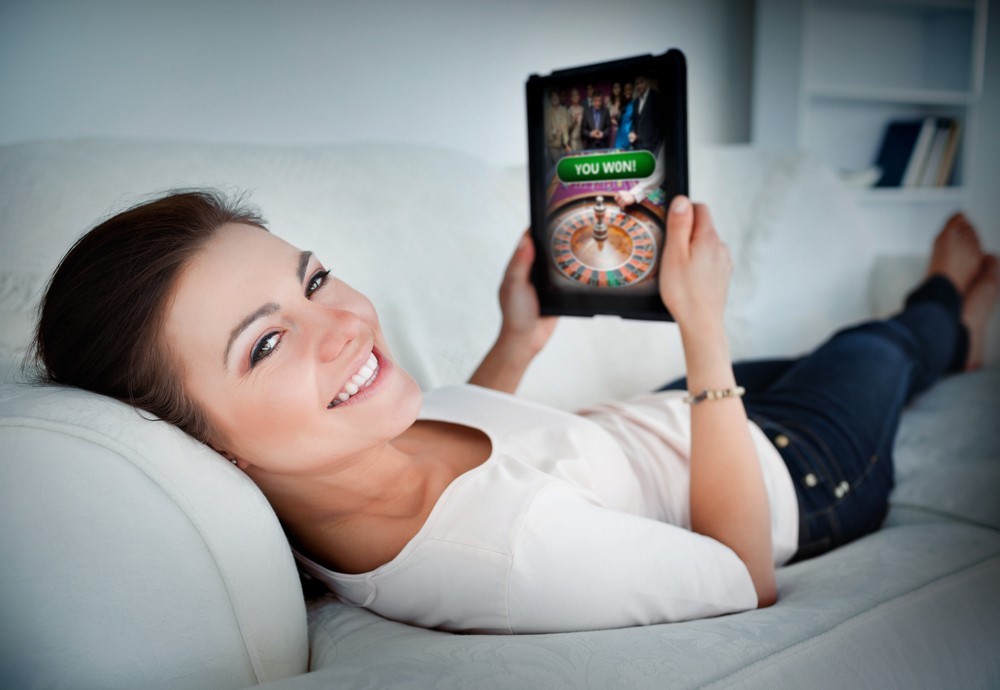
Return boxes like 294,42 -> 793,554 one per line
328,351 -> 380,409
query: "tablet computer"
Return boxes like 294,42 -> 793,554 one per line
525,49 -> 687,320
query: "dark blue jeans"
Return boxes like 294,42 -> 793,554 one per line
658,276 -> 968,561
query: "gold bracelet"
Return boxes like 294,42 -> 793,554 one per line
684,386 -> 746,405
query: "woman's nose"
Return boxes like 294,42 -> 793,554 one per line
315,309 -> 363,362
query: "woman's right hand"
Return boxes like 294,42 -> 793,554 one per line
468,230 -> 557,394
658,196 -> 733,334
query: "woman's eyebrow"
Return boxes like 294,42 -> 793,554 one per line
222,251 -> 313,369
224,302 -> 280,367
297,250 -> 313,283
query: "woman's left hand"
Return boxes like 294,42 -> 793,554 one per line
658,197 -> 732,335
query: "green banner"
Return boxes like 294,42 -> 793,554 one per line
556,151 -> 656,183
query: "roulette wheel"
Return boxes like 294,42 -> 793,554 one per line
547,195 -> 664,290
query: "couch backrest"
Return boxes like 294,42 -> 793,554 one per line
0,139 -> 875,405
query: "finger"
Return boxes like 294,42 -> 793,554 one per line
690,203 -> 716,245
504,230 -> 534,283
666,195 -> 693,257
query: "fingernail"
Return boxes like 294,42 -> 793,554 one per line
519,235 -> 530,249
671,195 -> 689,214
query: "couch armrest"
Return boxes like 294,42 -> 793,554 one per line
0,384 -> 308,688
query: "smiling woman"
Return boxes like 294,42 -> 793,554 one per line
31,188 -> 998,633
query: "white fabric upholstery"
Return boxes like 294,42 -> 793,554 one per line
0,384 -> 308,688
0,139 -> 997,688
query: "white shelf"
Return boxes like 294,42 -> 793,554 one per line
807,84 -> 975,106
855,186 -> 967,203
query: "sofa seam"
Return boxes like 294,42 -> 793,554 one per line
888,500 -> 1000,532
702,550 -> 1000,689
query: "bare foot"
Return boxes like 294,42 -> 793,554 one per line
926,213 -> 984,293
961,255 -> 1000,371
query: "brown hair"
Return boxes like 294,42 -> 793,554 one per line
33,190 -> 266,443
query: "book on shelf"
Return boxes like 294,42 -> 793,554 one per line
900,117 -> 936,187
873,117 -> 961,189
918,119 -> 951,187
935,119 -> 962,187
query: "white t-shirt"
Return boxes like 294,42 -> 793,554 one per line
295,384 -> 799,634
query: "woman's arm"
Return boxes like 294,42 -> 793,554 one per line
469,231 -> 557,394
659,197 -> 777,607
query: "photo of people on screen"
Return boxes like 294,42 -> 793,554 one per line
543,74 -> 663,174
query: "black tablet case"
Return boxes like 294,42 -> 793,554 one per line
526,50 -> 688,320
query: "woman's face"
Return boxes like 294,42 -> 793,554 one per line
163,223 -> 421,474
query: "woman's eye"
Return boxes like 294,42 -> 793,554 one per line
306,269 -> 331,297
250,331 -> 282,367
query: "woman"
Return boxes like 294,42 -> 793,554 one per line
615,81 -> 635,150
567,88 -> 584,152
34,190 -> 998,633
608,81 -> 623,145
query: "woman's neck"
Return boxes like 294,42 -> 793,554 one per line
250,433 -> 429,530
245,419 -> 491,574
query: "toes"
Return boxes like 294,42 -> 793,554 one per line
945,212 -> 968,229
976,255 -> 1000,286
960,255 -> 999,372
982,254 -> 1000,275
964,255 -> 1000,309
940,212 -> 979,242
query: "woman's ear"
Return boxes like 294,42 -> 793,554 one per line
215,447 -> 242,468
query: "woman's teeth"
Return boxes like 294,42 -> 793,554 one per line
328,353 -> 379,408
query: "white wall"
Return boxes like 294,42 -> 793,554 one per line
0,0 -> 754,167
969,0 -> 1000,244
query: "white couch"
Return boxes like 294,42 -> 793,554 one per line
1,139 -> 998,689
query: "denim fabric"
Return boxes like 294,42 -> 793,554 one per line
658,276 -> 969,561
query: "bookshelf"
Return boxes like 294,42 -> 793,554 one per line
752,0 -> 988,240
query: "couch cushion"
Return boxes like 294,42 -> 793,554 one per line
0,384 -> 308,688
287,522 -> 1000,689
887,368 -> 1000,531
